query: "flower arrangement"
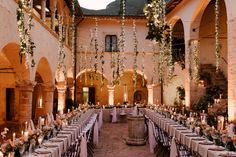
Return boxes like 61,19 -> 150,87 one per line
16,0 -> 35,68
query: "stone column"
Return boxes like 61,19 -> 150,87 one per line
16,80 -> 35,123
107,85 -> 115,106
147,84 -> 154,105
41,0 -> 46,22
43,84 -> 54,114
56,82 -> 67,112
228,17 -> 236,121
50,7 -> 56,31
65,24 -> 69,45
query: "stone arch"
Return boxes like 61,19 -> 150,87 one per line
1,43 -> 30,81
122,69 -> 148,82
197,0 -> 228,75
114,70 -> 148,105
76,69 -> 109,105
76,68 -> 109,81
35,57 -> 53,84
0,43 -> 31,123
33,57 -> 54,119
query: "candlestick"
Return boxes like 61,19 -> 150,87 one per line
13,133 -> 16,146
24,131 -> 29,141
41,118 -> 45,126
25,121 -> 28,131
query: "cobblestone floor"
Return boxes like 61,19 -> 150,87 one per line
94,122 -> 155,157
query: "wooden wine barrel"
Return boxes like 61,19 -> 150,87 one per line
126,115 -> 146,146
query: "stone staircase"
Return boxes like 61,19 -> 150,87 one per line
200,64 -> 227,98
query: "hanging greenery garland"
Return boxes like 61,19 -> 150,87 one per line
110,50 -> 116,85
117,0 -> 126,83
189,40 -> 200,82
215,0 -> 221,72
57,15 -> 66,80
89,57 -> 94,85
144,0 -> 172,84
167,24 -> 174,81
132,20 -> 138,89
94,18 -> 99,78
16,0 -> 35,68
71,0 -> 77,67
141,51 -> 145,87
79,45 -> 83,82
100,42 -> 105,87
89,29 -> 94,82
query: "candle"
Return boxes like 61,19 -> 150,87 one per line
202,110 -> 205,113
39,98 -> 43,108
41,118 -> 45,126
21,130 -> 24,137
25,121 -> 28,131
220,94 -> 222,99
68,109 -> 70,113
24,131 -> 29,141
13,133 -> 16,146
0,151 -> 3,157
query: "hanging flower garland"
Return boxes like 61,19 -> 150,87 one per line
16,0 -> 35,68
189,40 -> 200,81
89,57 -> 94,85
110,50 -> 116,85
167,24 -> 174,81
144,0 -> 172,84
71,0 -> 77,67
132,20 -> 139,88
94,18 -> 99,79
79,45 -> 83,82
57,15 -> 66,80
117,0 -> 126,83
215,0 -> 221,72
141,51 -> 145,87
100,42 -> 105,87
89,29 -> 94,83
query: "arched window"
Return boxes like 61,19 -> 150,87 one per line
105,35 -> 117,52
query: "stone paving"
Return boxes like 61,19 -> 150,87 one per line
94,122 -> 155,157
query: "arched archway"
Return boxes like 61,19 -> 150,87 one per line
33,57 -> 54,120
76,69 -> 109,105
114,71 -> 148,105
172,19 -> 185,69
0,43 -> 31,123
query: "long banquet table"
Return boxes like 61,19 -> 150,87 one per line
23,109 -> 98,157
144,108 -> 236,157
